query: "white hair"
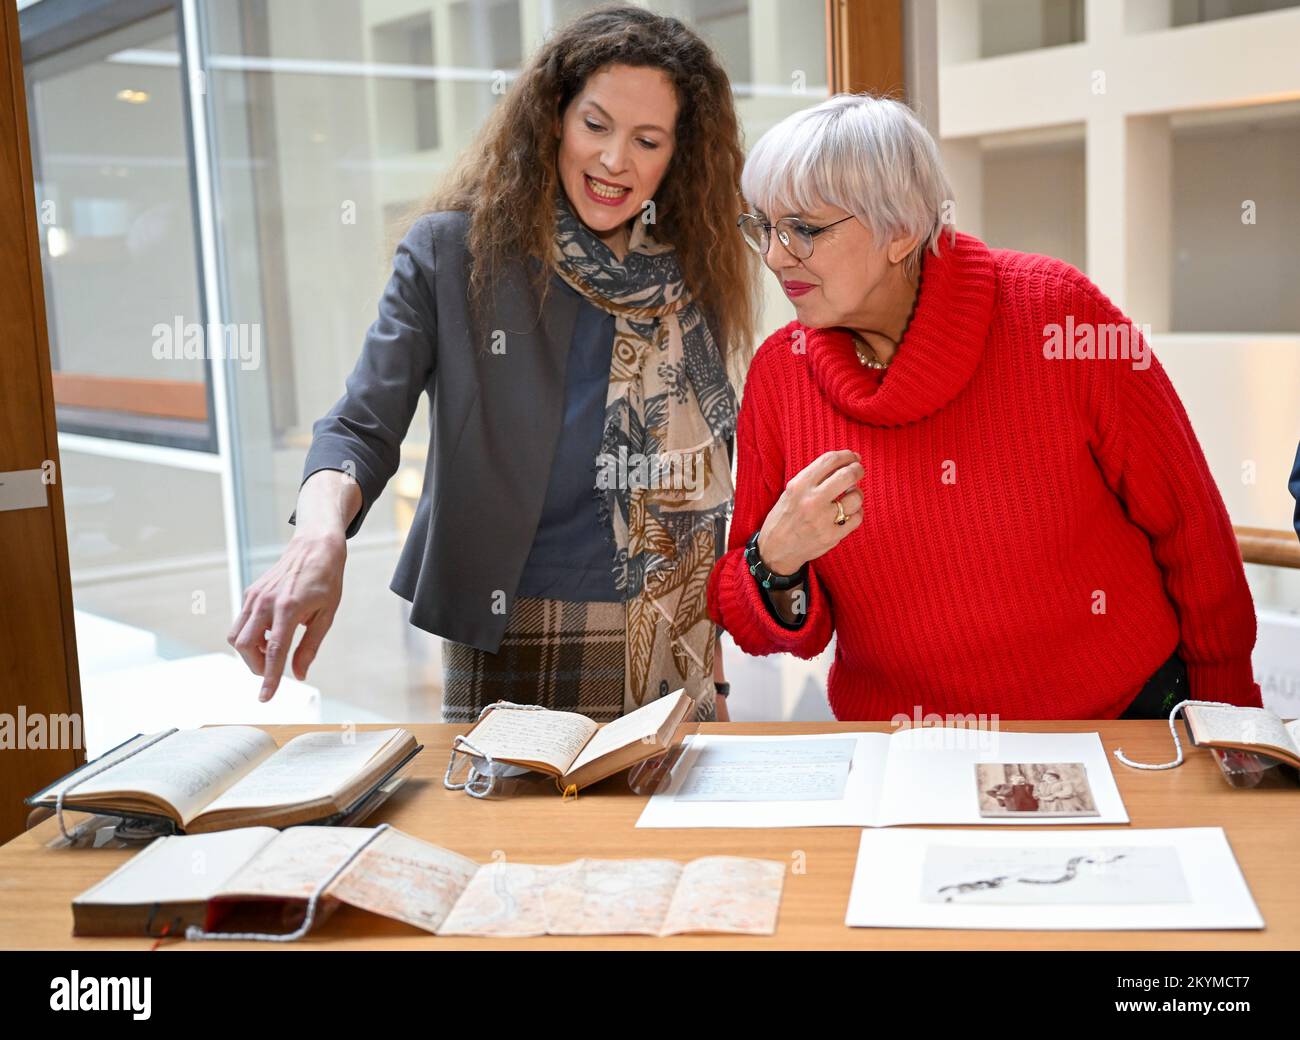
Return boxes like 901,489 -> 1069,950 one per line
741,94 -> 955,274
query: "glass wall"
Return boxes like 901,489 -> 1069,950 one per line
1169,0 -> 1300,27
23,4 -> 239,756
23,0 -> 830,731
26,9 -> 211,449
978,0 -> 1084,58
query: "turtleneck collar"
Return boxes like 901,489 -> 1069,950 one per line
803,231 -> 996,427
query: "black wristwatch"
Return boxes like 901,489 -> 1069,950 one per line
744,530 -> 808,591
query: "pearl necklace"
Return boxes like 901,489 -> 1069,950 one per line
851,334 -> 890,369
850,266 -> 922,371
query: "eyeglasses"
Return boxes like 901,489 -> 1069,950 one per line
736,213 -> 854,260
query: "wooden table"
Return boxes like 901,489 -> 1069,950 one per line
1,721 -> 1295,950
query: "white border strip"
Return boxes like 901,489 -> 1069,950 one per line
58,432 -> 223,472
105,47 -> 826,97
182,0 -> 246,618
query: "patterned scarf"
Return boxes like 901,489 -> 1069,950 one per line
551,192 -> 737,718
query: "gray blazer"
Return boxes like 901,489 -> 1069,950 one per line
293,210 -> 731,653
291,210 -> 582,653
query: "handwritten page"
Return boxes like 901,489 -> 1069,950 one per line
675,737 -> 856,801
637,733 -> 890,828
567,692 -> 685,777
201,729 -> 399,814
463,709 -> 598,775
1188,705 -> 1299,758
59,727 -> 278,826
327,829 -> 480,934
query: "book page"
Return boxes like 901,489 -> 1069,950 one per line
326,829 -> 480,934
566,692 -> 685,777
538,859 -> 681,935
436,861 -> 560,937
214,826 -> 374,899
636,733 -> 888,828
74,828 -> 279,907
660,857 -> 785,935
1188,705 -> 1298,758
53,727 -> 278,825
672,737 -> 856,801
462,709 -> 597,774
36,733 -> 162,800
200,729 -> 401,815
875,729 -> 1129,827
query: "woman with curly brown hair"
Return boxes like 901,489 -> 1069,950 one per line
228,6 -> 759,724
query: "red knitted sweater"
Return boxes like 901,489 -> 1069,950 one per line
708,231 -> 1262,720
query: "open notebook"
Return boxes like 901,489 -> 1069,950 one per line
28,727 -> 421,834
72,825 -> 786,939
452,689 -> 693,791
637,729 -> 1129,828
1182,703 -> 1300,769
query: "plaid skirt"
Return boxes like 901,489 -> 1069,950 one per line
440,596 -> 716,725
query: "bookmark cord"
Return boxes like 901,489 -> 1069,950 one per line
1113,699 -> 1225,770
183,823 -> 391,943
53,729 -> 179,842
444,701 -> 549,799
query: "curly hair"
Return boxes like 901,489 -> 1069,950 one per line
420,4 -> 758,375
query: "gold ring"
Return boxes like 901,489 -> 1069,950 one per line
834,498 -> 847,526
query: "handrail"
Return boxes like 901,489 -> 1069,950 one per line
51,373 -> 208,421
1235,526 -> 1300,569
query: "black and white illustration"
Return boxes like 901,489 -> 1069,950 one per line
920,844 -> 1191,906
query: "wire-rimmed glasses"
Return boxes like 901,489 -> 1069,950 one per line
737,213 -> 854,260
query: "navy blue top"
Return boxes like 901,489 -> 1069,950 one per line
515,278 -> 622,602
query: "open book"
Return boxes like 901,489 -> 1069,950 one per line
453,689 -> 693,791
72,825 -> 786,938
28,727 -> 421,834
1183,703 -> 1300,769
637,729 -> 1130,828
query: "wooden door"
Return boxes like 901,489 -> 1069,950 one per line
0,0 -> 84,845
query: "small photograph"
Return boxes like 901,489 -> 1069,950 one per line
975,762 -> 1099,818
921,844 -> 1191,906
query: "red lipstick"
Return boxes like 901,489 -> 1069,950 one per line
583,173 -> 631,208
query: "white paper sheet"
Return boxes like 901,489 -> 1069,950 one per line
675,737 -> 857,802
636,730 -> 1128,829
636,733 -> 888,828
845,827 -> 1264,930
876,729 -> 1129,825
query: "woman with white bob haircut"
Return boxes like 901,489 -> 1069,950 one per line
707,93 -> 1262,722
